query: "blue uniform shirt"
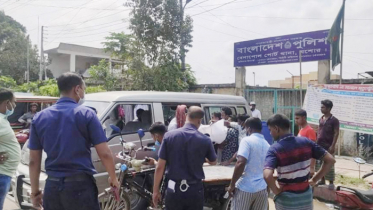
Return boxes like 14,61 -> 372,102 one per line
28,97 -> 107,178
158,123 -> 217,181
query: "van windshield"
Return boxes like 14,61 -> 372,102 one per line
83,101 -> 111,118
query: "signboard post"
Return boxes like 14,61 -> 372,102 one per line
234,30 -> 330,67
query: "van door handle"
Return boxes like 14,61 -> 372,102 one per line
93,159 -> 101,163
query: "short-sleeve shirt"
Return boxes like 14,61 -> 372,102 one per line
317,115 -> 339,150
251,109 -> 262,120
0,113 -> 21,177
298,125 -> 316,142
264,134 -> 326,193
158,123 -> 217,181
28,97 -> 107,178
19,112 -> 36,122
236,133 -> 270,193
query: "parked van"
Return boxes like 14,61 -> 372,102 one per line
12,91 -> 249,209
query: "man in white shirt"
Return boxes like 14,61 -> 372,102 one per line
228,117 -> 269,210
250,102 -> 261,120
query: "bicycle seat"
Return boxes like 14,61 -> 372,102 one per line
337,186 -> 373,204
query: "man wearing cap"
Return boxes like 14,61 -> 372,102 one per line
250,102 -> 261,120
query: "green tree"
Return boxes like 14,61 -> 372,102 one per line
0,11 -> 42,83
102,1 -> 196,92
0,76 -> 17,88
88,59 -> 117,91
126,0 -> 193,65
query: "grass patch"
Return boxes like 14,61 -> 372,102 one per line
335,174 -> 370,190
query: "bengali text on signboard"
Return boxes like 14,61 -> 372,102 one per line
234,30 -> 330,67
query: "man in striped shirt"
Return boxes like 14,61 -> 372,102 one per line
263,114 -> 335,210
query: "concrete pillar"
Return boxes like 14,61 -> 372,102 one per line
70,54 -> 76,72
317,60 -> 330,84
235,67 -> 246,96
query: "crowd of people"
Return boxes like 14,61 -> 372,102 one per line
0,72 -> 339,210
151,100 -> 338,210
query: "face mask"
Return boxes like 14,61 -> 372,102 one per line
77,89 -> 85,106
5,102 -> 14,117
155,141 -> 161,146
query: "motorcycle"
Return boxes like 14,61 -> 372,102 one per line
335,158 -> 373,210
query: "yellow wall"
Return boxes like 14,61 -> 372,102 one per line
268,71 -> 340,88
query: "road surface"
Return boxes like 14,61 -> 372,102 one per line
4,195 -> 330,210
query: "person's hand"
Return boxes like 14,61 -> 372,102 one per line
227,185 -> 235,197
144,157 -> 156,166
0,152 -> 8,164
152,191 -> 161,207
221,161 -> 231,166
309,178 -> 317,187
218,141 -> 227,149
273,184 -> 283,195
224,120 -> 231,127
108,176 -> 120,189
328,146 -> 335,155
31,191 -> 43,210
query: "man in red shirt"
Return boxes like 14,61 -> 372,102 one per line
295,109 -> 317,177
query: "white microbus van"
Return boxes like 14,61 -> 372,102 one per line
13,91 -> 249,209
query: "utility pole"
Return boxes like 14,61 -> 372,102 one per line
39,26 -> 44,81
26,35 -> 30,83
338,0 -> 346,157
180,0 -> 192,85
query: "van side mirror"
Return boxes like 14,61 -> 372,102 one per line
110,124 -> 121,134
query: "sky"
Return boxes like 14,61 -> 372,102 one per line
1,0 -> 373,86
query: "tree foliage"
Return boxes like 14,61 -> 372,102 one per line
126,0 -> 193,65
0,11 -> 42,83
0,76 -> 106,97
88,59 -> 117,91
98,1 -> 196,92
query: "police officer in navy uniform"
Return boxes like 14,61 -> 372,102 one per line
28,73 -> 119,210
153,106 -> 217,210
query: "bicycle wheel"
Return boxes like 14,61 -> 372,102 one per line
99,189 -> 131,210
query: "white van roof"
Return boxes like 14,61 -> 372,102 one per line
85,91 -> 247,105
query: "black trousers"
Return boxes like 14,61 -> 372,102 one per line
43,176 -> 100,210
165,182 -> 204,210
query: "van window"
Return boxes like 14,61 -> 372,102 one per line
103,104 -> 152,137
237,106 -> 247,115
83,101 -> 110,117
204,106 -> 237,123
162,104 -> 201,127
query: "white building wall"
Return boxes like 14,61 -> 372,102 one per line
48,54 -> 70,78
48,54 -> 101,78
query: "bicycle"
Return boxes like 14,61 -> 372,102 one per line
98,126 -> 165,210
